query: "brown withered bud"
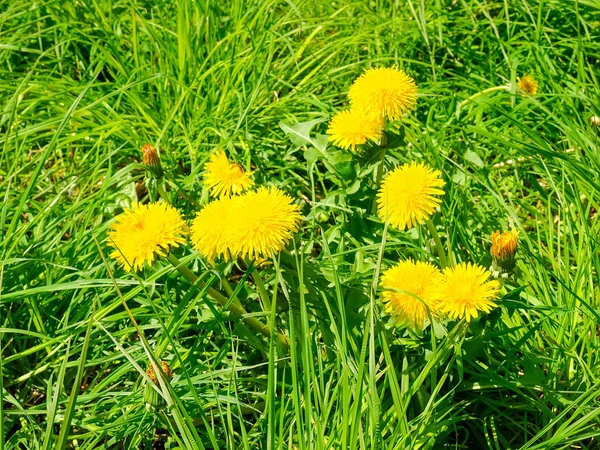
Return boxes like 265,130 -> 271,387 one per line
141,144 -> 164,178
146,360 -> 172,385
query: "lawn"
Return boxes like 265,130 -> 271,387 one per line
2,0 -> 600,448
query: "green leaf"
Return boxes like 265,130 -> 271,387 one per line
304,146 -> 322,167
384,127 -> 406,149
464,150 -> 484,168
335,161 -> 356,180
280,118 -> 328,152
346,179 -> 361,195
452,169 -> 466,186
522,357 -> 545,386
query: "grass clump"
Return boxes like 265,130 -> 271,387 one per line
2,0 -> 600,448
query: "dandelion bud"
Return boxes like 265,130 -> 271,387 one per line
590,116 -> 600,127
490,229 -> 519,273
146,360 -> 173,384
141,144 -> 164,179
143,360 -> 173,411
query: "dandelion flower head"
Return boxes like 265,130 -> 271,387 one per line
435,263 -> 500,322
327,109 -> 381,152
108,202 -> 186,272
226,187 -> 302,261
517,75 -> 538,95
349,67 -> 417,121
191,196 -> 234,263
203,150 -> 254,197
191,187 -> 302,263
377,162 -> 445,230
491,229 -> 519,260
380,259 -> 443,328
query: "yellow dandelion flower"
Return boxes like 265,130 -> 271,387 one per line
327,109 -> 382,152
203,150 -> 254,197
380,259 -> 443,327
435,263 -> 500,322
377,162 -> 445,230
108,202 -> 186,272
491,229 -> 519,260
517,75 -> 538,95
349,67 -> 417,121
226,187 -> 302,261
190,196 -> 234,263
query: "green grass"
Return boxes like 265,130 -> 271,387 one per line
2,0 -> 600,448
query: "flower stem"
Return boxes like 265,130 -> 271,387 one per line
166,254 -> 289,348
157,183 -> 170,205
371,142 -> 387,214
426,218 -> 448,268
252,267 -> 272,312
457,85 -> 509,118
220,277 -> 245,309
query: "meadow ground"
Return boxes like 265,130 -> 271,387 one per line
2,0 -> 600,448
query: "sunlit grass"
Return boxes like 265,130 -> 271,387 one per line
2,0 -> 600,448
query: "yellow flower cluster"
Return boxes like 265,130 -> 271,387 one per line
374,157 -> 504,326
106,69 -> 522,337
107,151 -> 301,271
327,66 -> 418,152
381,260 -> 500,327
191,187 -> 302,262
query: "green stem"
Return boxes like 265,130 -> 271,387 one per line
157,183 -> 170,204
374,157 -> 385,187
371,141 -> 387,214
220,277 -> 245,309
457,85 -> 509,118
252,267 -> 272,312
426,218 -> 448,269
167,254 -> 289,348
497,277 -> 505,291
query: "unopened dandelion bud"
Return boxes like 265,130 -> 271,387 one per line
146,360 -> 173,384
142,144 -> 164,179
490,229 -> 519,273
143,360 -> 173,411
590,116 -> 600,127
